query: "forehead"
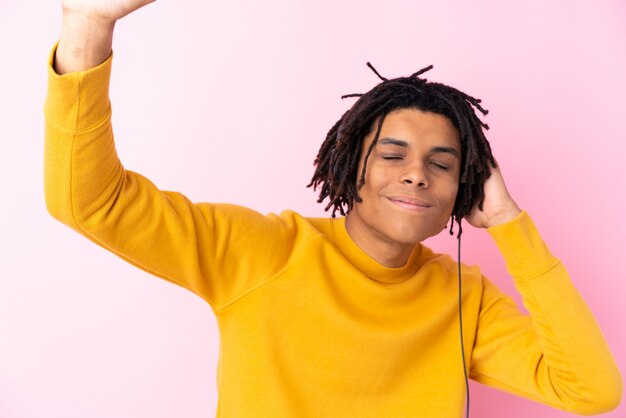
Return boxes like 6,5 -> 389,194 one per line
365,107 -> 460,149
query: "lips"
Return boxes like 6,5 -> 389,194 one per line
387,196 -> 432,211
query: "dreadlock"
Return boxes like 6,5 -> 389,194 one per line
307,63 -> 496,236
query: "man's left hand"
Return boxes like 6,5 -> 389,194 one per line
464,162 -> 521,229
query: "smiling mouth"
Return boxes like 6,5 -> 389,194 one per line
387,197 -> 432,211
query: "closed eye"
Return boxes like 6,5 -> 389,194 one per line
430,161 -> 449,170
381,155 -> 403,160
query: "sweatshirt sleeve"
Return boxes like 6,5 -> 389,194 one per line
469,211 -> 622,414
43,45 -> 295,310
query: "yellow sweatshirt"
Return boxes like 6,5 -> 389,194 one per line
44,47 -> 621,417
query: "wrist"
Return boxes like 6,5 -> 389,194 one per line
55,11 -> 116,74
485,204 -> 522,228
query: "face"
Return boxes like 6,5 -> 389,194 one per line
345,107 -> 461,263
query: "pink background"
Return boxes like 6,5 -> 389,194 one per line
1,0 -> 625,417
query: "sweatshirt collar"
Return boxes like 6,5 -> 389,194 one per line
330,217 -> 423,284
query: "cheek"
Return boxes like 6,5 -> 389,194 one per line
362,167 -> 392,195
440,182 -> 460,212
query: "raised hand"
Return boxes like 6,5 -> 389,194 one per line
464,163 -> 521,229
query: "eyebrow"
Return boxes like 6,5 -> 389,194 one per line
378,137 -> 409,147
431,146 -> 460,159
378,137 -> 460,158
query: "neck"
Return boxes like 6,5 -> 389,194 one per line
344,215 -> 417,268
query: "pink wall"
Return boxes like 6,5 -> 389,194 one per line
1,0 -> 624,417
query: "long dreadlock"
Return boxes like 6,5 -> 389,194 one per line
307,63 -> 496,236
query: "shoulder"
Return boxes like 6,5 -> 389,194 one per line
418,245 -> 485,288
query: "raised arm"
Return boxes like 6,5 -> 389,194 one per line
465,164 -> 622,413
44,0 -> 294,310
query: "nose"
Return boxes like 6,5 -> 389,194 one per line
401,163 -> 429,188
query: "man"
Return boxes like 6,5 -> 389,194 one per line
45,0 -> 622,417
